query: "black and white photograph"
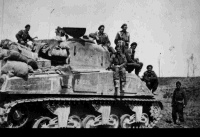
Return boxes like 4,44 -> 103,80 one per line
0,0 -> 200,128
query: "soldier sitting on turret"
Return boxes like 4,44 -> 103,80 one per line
89,25 -> 115,55
109,45 -> 127,95
142,65 -> 159,94
125,42 -> 143,76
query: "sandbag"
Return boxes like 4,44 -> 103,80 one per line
0,49 -> 8,60
51,48 -> 68,57
4,50 -> 38,70
59,41 -> 70,49
1,61 -> 29,78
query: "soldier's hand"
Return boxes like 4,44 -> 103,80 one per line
20,41 -> 25,44
116,65 -> 120,68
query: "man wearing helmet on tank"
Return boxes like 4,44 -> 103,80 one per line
109,45 -> 127,95
89,25 -> 115,55
142,65 -> 158,94
114,23 -> 130,54
172,81 -> 187,125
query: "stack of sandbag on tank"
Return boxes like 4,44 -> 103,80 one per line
34,39 -> 70,65
0,39 -> 39,80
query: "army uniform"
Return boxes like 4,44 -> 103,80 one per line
110,50 -> 127,94
89,31 -> 115,54
172,86 -> 187,124
142,70 -> 158,93
125,49 -> 143,75
114,30 -> 130,54
16,30 -> 34,48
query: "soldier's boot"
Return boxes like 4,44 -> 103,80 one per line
114,80 -> 120,96
121,81 -> 126,93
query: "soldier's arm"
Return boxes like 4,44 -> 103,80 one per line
183,89 -> 187,106
89,32 -> 98,40
119,55 -> 127,68
126,32 -> 130,46
172,90 -> 176,106
105,34 -> 111,47
109,54 -> 115,68
143,72 -> 150,82
150,71 -> 158,80
126,53 -> 135,63
27,33 -> 34,41
15,30 -> 23,42
114,32 -> 120,45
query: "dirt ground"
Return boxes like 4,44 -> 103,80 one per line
154,77 -> 200,128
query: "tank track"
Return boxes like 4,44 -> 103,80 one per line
0,97 -> 163,128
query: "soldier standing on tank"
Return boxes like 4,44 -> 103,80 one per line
109,45 -> 127,95
16,24 -> 38,49
114,23 -> 130,54
125,42 -> 143,76
171,81 -> 187,125
89,25 -> 115,55
142,65 -> 158,94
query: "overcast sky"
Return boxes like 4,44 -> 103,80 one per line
0,0 -> 200,77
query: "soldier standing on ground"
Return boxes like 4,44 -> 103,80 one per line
16,24 -> 37,49
142,65 -> 158,94
109,45 -> 127,95
125,42 -> 143,76
171,81 -> 187,125
89,25 -> 115,55
114,23 -> 130,54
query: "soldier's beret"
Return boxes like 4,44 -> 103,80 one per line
98,25 -> 105,30
131,42 -> 137,47
25,24 -> 30,28
121,23 -> 127,29
176,81 -> 181,86
147,65 -> 153,69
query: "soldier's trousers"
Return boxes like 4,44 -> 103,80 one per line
146,80 -> 158,93
172,102 -> 184,123
112,67 -> 126,82
126,62 -> 143,75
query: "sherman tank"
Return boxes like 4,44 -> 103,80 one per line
0,27 -> 163,128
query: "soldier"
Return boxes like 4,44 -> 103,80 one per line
16,24 -> 37,48
172,81 -> 187,125
125,42 -> 143,76
89,25 -> 115,55
109,45 -> 127,95
142,65 -> 158,94
114,23 -> 130,54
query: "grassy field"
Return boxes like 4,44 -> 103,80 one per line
155,77 -> 200,128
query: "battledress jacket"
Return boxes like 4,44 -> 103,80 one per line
89,31 -> 111,47
172,88 -> 187,106
16,30 -> 33,43
114,30 -> 130,46
143,71 -> 158,82
110,53 -> 127,68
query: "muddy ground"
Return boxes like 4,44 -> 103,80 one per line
154,77 -> 200,128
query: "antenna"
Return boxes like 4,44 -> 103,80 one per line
1,0 -> 5,40
47,9 -> 55,39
